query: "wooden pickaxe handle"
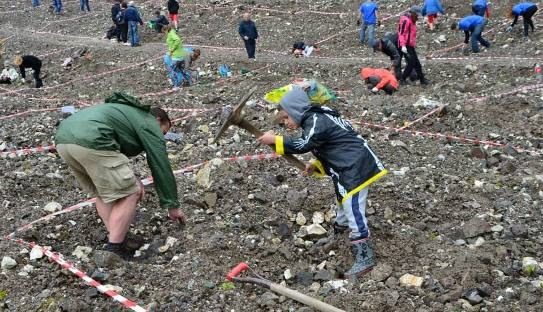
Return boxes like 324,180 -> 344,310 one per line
238,119 -> 306,171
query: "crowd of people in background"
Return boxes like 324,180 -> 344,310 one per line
10,0 -> 541,93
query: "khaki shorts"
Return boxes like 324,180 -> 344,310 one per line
57,144 -> 140,203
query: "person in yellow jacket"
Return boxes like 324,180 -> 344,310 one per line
163,25 -> 184,90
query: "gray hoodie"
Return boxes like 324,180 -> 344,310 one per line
279,87 -> 311,125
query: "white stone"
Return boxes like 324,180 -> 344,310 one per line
43,201 -> 62,213
102,284 -> 123,294
474,180 -> 484,188
1,256 -> 17,270
438,35 -> 447,42
295,212 -> 307,226
491,225 -> 504,232
283,269 -> 293,280
72,246 -> 92,261
324,280 -> 348,290
474,237 -> 485,247
29,246 -> 44,260
399,273 -> 424,287
196,163 -> 212,188
306,224 -> 327,236
22,264 -> 34,273
312,212 -> 324,225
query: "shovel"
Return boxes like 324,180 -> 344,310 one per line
227,262 -> 345,312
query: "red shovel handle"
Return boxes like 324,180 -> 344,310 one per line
227,262 -> 249,281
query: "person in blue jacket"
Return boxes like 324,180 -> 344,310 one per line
507,2 -> 538,38
124,2 -> 144,47
472,0 -> 490,17
357,0 -> 380,46
238,12 -> 259,59
452,15 -> 490,53
421,0 -> 445,30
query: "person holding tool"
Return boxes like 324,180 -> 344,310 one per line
257,87 -> 387,277
55,92 -> 185,259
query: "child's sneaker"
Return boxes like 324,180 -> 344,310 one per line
345,238 -> 375,277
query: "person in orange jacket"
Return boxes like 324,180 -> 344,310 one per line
361,68 -> 398,95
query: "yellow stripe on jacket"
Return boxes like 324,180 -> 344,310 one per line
340,169 -> 388,204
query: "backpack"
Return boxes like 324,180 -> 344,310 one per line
116,10 -> 125,24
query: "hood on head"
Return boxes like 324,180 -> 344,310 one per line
279,87 -> 311,125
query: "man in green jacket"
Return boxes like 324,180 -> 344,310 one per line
55,92 -> 184,258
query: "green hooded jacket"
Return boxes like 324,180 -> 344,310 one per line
166,29 -> 184,59
55,92 -> 179,210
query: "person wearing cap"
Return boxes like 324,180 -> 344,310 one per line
361,67 -> 398,95
55,93 -> 185,259
452,15 -> 490,53
372,32 -> 402,79
14,55 -> 43,88
507,2 -> 538,39
421,0 -> 445,30
357,0 -> 380,46
257,87 -> 388,277
397,5 -> 429,85
472,0 -> 490,18
124,1 -> 144,47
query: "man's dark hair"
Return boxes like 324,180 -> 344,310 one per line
121,2 -> 127,8
150,107 -> 171,127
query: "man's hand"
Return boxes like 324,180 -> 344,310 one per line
243,36 -> 249,40
168,208 -> 186,224
371,87 -> 379,93
302,163 -> 317,176
356,19 -> 361,26
257,130 -> 276,145
401,46 -> 408,54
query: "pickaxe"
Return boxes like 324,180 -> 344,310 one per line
214,86 -> 306,171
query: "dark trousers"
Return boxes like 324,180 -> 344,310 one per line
471,23 -> 490,53
367,76 -> 395,95
119,23 -> 128,43
472,5 -> 486,17
523,6 -> 538,37
401,46 -> 425,82
28,64 -> 43,88
244,39 -> 256,59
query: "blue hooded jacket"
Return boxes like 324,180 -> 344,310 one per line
422,0 -> 445,16
459,15 -> 485,31
513,2 -> 537,16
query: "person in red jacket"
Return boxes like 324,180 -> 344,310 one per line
397,5 -> 429,86
361,68 -> 398,95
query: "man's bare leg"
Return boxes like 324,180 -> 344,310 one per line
107,191 -> 140,243
95,197 -> 113,232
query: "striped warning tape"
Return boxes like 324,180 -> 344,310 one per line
0,144 -> 56,158
353,120 -> 542,156
6,237 -> 147,312
3,152 -> 280,310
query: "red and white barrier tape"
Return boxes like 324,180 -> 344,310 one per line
427,55 -> 541,62
353,120 -> 542,156
1,144 -> 56,158
0,108 -> 60,120
3,152 -> 280,310
6,237 -> 147,312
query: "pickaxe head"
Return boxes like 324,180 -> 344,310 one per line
214,86 -> 258,142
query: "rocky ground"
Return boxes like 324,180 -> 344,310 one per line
0,0 -> 542,311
